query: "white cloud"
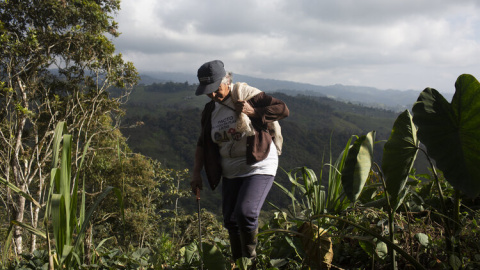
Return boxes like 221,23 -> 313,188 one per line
113,0 -> 480,93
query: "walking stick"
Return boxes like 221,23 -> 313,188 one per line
196,187 -> 203,270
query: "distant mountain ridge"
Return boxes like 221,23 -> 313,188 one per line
139,71 -> 453,111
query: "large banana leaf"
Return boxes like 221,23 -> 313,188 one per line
341,131 -> 376,202
382,110 -> 419,211
412,74 -> 480,198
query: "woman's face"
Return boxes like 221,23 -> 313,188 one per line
207,83 -> 230,102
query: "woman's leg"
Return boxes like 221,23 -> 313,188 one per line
223,174 -> 274,259
235,174 -> 274,232
236,174 -> 274,259
222,178 -> 242,261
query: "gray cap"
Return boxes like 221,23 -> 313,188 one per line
195,60 -> 226,96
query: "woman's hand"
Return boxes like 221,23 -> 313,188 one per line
235,100 -> 257,117
190,173 -> 203,195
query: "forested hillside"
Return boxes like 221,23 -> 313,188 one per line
121,81 -> 399,168
3,0 -> 478,267
119,81 -> 402,212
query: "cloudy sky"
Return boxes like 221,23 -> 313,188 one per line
113,0 -> 480,93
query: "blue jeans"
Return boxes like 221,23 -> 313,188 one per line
222,174 -> 274,234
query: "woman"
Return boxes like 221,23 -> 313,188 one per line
190,60 -> 289,262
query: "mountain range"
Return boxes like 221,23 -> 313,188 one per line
138,71 -> 453,111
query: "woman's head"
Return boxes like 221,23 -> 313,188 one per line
207,77 -> 231,102
195,60 -> 227,96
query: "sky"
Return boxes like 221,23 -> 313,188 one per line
112,0 -> 480,93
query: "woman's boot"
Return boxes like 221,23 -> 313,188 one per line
240,229 -> 258,259
229,232 -> 243,262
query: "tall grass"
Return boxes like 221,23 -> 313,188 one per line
2,122 -> 124,269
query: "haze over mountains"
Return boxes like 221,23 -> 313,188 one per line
139,71 -> 453,112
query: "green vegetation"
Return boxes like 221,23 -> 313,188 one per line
1,0 -> 479,269
0,0 -> 138,257
4,73 -> 479,269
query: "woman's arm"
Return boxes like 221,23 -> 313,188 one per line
249,92 -> 289,123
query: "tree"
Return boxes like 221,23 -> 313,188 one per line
0,0 -> 138,255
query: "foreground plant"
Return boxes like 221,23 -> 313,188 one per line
270,112 -> 423,268
3,122 -> 124,269
412,73 -> 480,265
0,0 -> 137,255
319,73 -> 480,269
267,136 -> 361,268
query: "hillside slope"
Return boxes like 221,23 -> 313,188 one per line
119,82 -> 414,212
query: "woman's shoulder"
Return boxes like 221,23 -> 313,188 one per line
202,99 -> 216,113
232,82 -> 262,101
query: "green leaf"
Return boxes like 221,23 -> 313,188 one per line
183,242 -> 198,265
52,193 -> 66,259
10,220 -> 47,239
412,74 -> 480,197
382,110 -> 419,211
391,187 -> 409,212
95,237 -> 115,250
415,233 -> 429,247
236,257 -> 252,270
327,135 -> 355,213
0,176 -> 41,208
270,258 -> 287,268
62,135 -> 74,257
341,131 -> 376,202
376,241 -> 388,261
4,219 -> 49,265
359,239 -> 375,257
202,243 -> 227,270
60,245 -> 74,266
300,167 -> 324,215
273,180 -> 297,206
78,176 -> 86,246
74,137 -> 92,229
2,223 -> 14,265
51,121 -> 67,168
449,254 -> 462,270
